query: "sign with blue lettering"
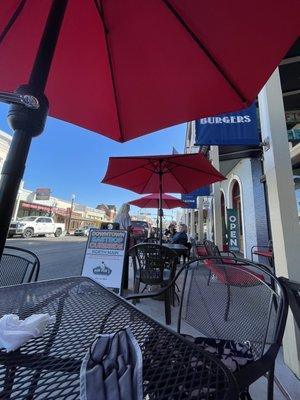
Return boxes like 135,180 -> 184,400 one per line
181,186 -> 210,209
82,229 -> 128,293
227,209 -> 239,251
195,103 -> 259,146
181,194 -> 197,209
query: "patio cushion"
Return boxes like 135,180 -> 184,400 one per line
203,259 -> 265,285
253,250 -> 273,258
183,335 -> 254,373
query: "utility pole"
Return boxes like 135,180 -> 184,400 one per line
66,194 -> 75,235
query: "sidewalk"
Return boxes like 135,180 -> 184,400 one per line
125,263 -> 300,399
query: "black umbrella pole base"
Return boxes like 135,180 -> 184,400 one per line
0,89 -> 48,259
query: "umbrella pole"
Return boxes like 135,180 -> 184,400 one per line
0,0 -> 68,258
156,205 -> 159,239
159,171 -> 163,246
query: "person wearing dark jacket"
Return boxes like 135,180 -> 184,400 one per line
164,223 -> 177,240
171,223 -> 188,246
171,223 -> 190,262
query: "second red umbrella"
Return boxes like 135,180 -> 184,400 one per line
129,193 -> 187,209
102,153 -> 225,243
129,193 -> 187,237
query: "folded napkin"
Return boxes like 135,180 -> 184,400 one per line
0,314 -> 56,352
80,328 -> 143,400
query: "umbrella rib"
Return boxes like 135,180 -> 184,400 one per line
94,1 -> 124,142
0,0 -> 27,44
140,168 -> 156,193
162,0 -> 249,105
168,159 -> 223,179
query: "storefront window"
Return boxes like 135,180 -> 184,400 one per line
293,167 -> 300,219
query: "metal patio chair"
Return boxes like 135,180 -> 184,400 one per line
204,239 -> 237,259
202,256 -> 269,321
0,246 -> 40,286
128,243 -> 177,325
190,240 -> 208,260
251,240 -> 274,270
127,257 -> 288,400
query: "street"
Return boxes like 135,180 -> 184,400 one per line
6,236 -> 87,281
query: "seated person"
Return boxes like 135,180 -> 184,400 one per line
171,223 -> 188,246
164,223 -> 177,239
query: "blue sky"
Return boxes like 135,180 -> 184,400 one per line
0,103 -> 186,210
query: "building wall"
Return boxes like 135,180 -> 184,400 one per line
251,158 -> 269,250
202,157 -> 269,258
221,158 -> 257,258
0,130 -> 11,172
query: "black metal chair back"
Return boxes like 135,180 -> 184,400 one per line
0,246 -> 40,286
129,243 -> 177,285
178,257 -> 288,397
204,239 -> 222,257
204,239 -> 238,261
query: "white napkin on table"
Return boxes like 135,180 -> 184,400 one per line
0,314 -> 56,352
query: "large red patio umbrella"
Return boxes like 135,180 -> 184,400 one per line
102,153 -> 225,243
129,193 -> 187,235
0,1 -> 298,256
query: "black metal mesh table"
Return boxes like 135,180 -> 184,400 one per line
0,277 -> 238,399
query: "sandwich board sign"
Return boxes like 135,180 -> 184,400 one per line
227,209 -> 239,251
82,228 -> 127,293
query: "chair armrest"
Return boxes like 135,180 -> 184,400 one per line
234,344 -> 278,389
279,277 -> 300,330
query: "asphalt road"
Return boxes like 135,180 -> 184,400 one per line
6,236 -> 87,281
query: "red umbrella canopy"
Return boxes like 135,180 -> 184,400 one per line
129,193 -> 187,209
101,153 -> 225,194
0,0 -> 299,142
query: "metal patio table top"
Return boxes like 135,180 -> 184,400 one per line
163,243 -> 188,251
0,277 -> 238,400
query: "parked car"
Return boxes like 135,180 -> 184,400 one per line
74,226 -> 95,236
8,216 -> 65,238
131,220 -> 150,240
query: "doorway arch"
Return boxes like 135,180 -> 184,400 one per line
220,189 -> 227,250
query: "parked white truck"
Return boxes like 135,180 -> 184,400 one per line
8,216 -> 65,238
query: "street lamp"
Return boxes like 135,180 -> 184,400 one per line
66,194 -> 75,235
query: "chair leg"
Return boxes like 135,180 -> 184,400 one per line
133,278 -> 140,305
164,287 -> 171,325
207,270 -> 212,286
141,284 -> 148,293
267,365 -> 275,400
224,285 -> 231,321
172,283 -> 180,306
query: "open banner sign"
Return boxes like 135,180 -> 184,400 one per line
227,209 -> 239,252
